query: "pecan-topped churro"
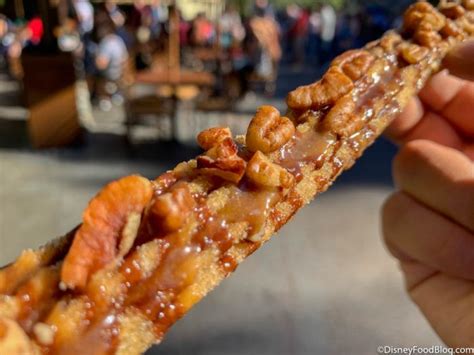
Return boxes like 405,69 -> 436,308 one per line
1,1 -> 473,354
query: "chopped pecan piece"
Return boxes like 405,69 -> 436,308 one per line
246,106 -> 295,153
441,19 -> 465,38
456,16 -> 474,35
197,155 -> 246,183
147,184 -> 196,234
197,127 -> 232,151
61,175 -> 153,290
439,1 -> 466,19
379,31 -> 403,52
287,67 -> 354,111
246,151 -> 295,189
196,135 -> 247,183
404,2 -> 446,33
400,43 -> 430,64
415,29 -> 443,47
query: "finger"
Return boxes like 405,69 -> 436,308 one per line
441,82 -> 474,136
384,96 -> 424,142
418,70 -> 474,137
393,140 -> 474,232
401,265 -> 474,348
385,70 -> 471,145
390,111 -> 464,149
443,40 -> 474,82
418,70 -> 466,112
382,191 -> 474,280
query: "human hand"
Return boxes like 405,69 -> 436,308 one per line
382,40 -> 474,347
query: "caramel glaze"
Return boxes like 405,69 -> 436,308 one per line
3,2 -> 472,352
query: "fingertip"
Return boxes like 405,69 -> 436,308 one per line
443,40 -> 474,82
385,97 -> 424,143
419,70 -> 465,112
392,140 -> 433,187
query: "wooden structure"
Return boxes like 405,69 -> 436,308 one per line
1,0 -> 82,148
128,4 -> 216,142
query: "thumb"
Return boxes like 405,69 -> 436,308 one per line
443,39 -> 474,81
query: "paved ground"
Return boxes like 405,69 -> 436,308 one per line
0,69 -> 443,354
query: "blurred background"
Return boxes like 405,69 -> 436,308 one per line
0,0 -> 443,353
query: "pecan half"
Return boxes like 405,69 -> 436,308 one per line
331,49 -> 375,81
61,175 -> 153,290
246,106 -> 295,153
286,67 -> 354,111
321,96 -> 365,137
246,151 -> 295,189
147,184 -> 196,234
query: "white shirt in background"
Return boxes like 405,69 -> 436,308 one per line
320,4 -> 336,42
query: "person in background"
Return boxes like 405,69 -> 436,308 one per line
282,4 -> 299,62
127,0 -> 153,69
73,0 -> 95,76
248,6 -> 281,95
320,3 -> 336,64
127,0 -> 152,32
150,0 -> 168,40
73,0 -> 94,35
253,0 -> 275,19
288,5 -> 309,67
0,15 -> 12,59
104,0 -> 125,28
307,5 -> 321,63
0,15 -> 17,74
178,10 -> 191,47
94,16 -> 128,111
103,0 -> 133,48
219,4 -> 245,50
191,12 -> 215,47
25,16 -> 44,46
335,10 -> 361,53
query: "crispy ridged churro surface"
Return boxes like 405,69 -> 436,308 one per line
1,1 -> 473,354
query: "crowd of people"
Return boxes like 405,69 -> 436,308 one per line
0,0 -> 398,107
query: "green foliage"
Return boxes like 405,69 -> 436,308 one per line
271,0 -> 345,11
